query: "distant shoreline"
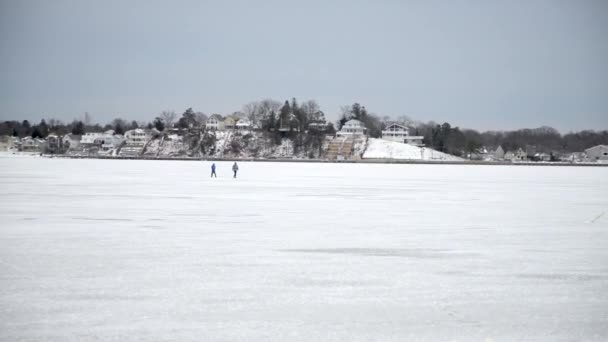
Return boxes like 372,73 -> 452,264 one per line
35,154 -> 608,167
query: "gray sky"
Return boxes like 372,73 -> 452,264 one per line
1,0 -> 607,132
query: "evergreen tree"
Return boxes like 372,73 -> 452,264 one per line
72,121 -> 85,135
31,127 -> 43,138
21,120 -> 31,137
279,101 -> 291,122
38,119 -> 49,137
153,117 -> 165,131
114,122 -> 125,135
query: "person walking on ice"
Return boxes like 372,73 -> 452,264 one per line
232,162 -> 239,178
211,163 -> 217,178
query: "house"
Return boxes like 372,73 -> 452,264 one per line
561,152 -> 585,163
120,129 -> 149,156
95,134 -> 125,153
533,152 -> 551,162
20,137 -> 45,152
338,119 -> 366,136
308,121 -> 327,131
62,134 -> 81,150
0,136 -> 18,151
381,123 -> 424,146
46,134 -> 62,153
514,148 -> 527,161
223,116 -> 237,130
124,129 -> 148,146
235,118 -> 252,130
206,115 -> 224,131
585,145 -> 608,162
80,132 -> 105,146
494,146 -> 505,160
504,148 -> 527,161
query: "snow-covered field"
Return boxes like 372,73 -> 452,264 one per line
363,138 -> 464,161
1,156 -> 607,341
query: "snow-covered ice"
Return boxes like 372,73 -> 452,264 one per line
0,156 -> 607,341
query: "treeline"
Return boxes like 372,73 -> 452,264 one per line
409,124 -> 608,156
1,98 -> 607,155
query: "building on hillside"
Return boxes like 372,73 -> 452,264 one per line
494,146 -> 505,160
308,121 -> 328,131
223,117 -> 237,130
338,119 -> 366,136
235,118 -> 252,130
124,129 -> 148,146
62,134 -> 81,151
21,137 -> 45,152
585,145 -> 608,162
381,123 -> 424,146
206,115 -> 224,131
119,129 -> 148,156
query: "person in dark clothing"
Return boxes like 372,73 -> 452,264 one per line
211,163 -> 217,178
232,162 -> 239,178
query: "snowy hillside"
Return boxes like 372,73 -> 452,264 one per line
363,138 -> 464,161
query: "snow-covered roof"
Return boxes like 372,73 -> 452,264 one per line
63,134 -> 82,141
384,123 -> 408,130
345,119 -> 363,126
236,119 -> 252,126
207,114 -> 223,122
585,145 -> 608,153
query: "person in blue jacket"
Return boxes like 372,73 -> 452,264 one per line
211,163 -> 217,178
232,162 -> 239,178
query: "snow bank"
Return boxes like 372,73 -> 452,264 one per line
363,138 -> 464,161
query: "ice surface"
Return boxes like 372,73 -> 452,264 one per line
0,156 -> 607,341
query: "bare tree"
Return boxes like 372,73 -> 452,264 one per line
161,110 -> 177,128
396,115 -> 413,126
242,101 -> 261,126
195,112 -> 208,126
258,99 -> 281,122
301,100 -> 324,123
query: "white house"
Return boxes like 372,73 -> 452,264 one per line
235,118 -> 252,130
95,134 -> 125,153
62,134 -> 81,150
124,129 -> 149,146
381,123 -> 424,146
585,145 -> 608,162
80,132 -> 105,145
119,129 -> 149,156
46,134 -> 61,153
20,137 -> 45,152
308,120 -> 327,131
505,148 -> 527,161
206,115 -> 224,131
338,119 -> 366,136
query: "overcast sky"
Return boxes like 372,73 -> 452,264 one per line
1,0 -> 606,132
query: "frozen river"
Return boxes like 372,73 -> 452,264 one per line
1,156 -> 607,341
